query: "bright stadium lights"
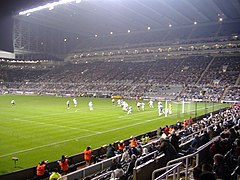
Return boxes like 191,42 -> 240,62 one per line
49,6 -> 54,10
110,32 -> 113,35
147,26 -> 151,30
128,30 -> 131,33
194,21 -> 197,25
19,0 -> 76,15
169,24 -> 172,27
64,38 -> 67,42
219,17 -> 223,22
94,34 -> 98,37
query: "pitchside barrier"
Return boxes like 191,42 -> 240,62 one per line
0,107 -> 229,180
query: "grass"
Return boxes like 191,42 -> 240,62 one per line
0,95 -> 230,175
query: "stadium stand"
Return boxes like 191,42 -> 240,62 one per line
1,0 -> 240,179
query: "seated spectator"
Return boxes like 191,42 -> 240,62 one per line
141,134 -> 150,145
111,164 -> 124,179
117,140 -> 125,154
121,147 -> 130,163
188,134 -> 201,153
106,144 -> 116,158
192,166 -> 202,180
49,168 -> 61,180
129,137 -> 137,148
125,154 -> 137,176
213,154 -> 231,180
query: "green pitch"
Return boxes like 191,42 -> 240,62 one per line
0,95 -> 229,174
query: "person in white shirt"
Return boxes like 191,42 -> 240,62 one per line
66,100 -> 70,109
128,105 -> 133,114
148,100 -> 154,108
88,101 -> 93,111
141,102 -> 145,111
73,98 -> 77,107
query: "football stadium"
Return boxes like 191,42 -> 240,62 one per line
0,0 -> 240,180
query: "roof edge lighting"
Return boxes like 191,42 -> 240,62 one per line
19,0 -> 77,15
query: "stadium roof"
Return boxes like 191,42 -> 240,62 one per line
13,0 -> 240,37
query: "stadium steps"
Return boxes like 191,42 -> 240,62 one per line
235,73 -> 240,85
196,56 -> 215,84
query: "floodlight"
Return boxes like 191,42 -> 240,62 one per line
19,0 -> 77,15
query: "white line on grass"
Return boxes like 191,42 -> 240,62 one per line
0,103 -> 224,158
12,118 -> 100,133
0,114 -> 169,158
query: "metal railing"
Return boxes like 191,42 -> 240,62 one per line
135,150 -> 158,167
152,162 -> 183,180
59,155 -> 121,180
165,136 -> 219,180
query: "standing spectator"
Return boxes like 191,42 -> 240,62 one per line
159,138 -> 178,163
84,146 -> 92,166
106,144 -> 115,158
169,132 -> 180,153
58,155 -> 69,175
36,160 -> 49,179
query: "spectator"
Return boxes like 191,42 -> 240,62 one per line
129,137 -> 137,148
111,164 -> 124,179
159,138 -> 178,163
106,144 -> 116,158
188,134 -> 201,153
49,168 -> 61,180
213,154 -> 231,180
169,131 -> 180,153
121,147 -> 130,163
192,166 -> 202,180
117,140 -> 125,154
126,154 -> 137,176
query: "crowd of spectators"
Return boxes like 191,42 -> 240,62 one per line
60,104 -> 239,180
1,54 -> 239,102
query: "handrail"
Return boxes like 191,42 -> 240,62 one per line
179,125 -> 213,145
59,154 -> 121,180
166,136 -> 219,179
135,150 -> 158,167
91,170 -> 113,180
152,162 -> 183,180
